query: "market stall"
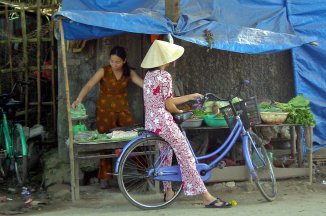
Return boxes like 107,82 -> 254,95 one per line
54,0 -> 325,201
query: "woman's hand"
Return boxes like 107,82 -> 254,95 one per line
165,98 -> 183,114
71,98 -> 81,109
165,93 -> 203,112
188,93 -> 203,101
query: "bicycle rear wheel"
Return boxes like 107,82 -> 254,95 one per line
13,124 -> 28,185
117,136 -> 183,210
246,132 -> 277,201
0,124 -> 12,180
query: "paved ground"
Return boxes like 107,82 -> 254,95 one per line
1,178 -> 324,216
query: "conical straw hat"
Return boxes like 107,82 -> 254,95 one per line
141,40 -> 184,68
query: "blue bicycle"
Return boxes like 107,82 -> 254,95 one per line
115,80 -> 277,210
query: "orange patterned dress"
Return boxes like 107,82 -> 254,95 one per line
97,65 -> 135,180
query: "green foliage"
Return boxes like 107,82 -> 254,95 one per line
259,102 -> 283,112
192,109 -> 207,118
259,95 -> 315,126
275,95 -> 315,126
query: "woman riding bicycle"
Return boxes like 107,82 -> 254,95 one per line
141,40 -> 232,208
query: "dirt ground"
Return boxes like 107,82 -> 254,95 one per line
1,176 -> 326,216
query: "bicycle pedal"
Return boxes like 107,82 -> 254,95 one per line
216,161 -> 226,169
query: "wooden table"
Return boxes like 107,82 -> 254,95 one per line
73,140 -> 129,200
184,124 -> 313,183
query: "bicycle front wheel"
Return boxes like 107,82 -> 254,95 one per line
117,136 -> 183,210
245,132 -> 277,201
13,124 -> 28,185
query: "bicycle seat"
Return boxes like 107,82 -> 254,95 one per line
0,94 -> 9,106
173,112 -> 193,124
5,98 -> 23,107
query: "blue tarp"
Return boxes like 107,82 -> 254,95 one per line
288,0 -> 326,150
54,0 -> 326,147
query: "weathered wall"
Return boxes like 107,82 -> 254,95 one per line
58,34 -> 294,158
169,39 -> 294,102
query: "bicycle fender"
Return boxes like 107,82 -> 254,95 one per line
15,124 -> 28,156
114,132 -> 157,173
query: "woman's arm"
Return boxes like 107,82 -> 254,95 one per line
130,70 -> 144,88
71,68 -> 104,108
165,93 -> 202,113
170,93 -> 202,105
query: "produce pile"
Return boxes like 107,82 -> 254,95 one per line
191,97 -> 242,118
259,95 -> 315,126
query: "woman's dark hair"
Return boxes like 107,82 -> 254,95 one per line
147,67 -> 159,72
110,46 -> 134,77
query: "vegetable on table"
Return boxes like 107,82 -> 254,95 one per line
259,95 -> 315,126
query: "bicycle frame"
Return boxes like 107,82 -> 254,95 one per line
1,113 -> 13,157
114,116 -> 261,183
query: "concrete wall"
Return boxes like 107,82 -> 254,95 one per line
57,33 -> 295,157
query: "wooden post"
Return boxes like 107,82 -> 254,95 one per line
304,126 -> 313,183
58,18 -> 78,201
20,6 -> 29,124
296,126 -> 303,167
290,126 -> 296,159
36,0 -> 41,124
165,0 -> 180,25
309,127 -> 313,183
50,4 -> 57,136
4,5 -> 13,86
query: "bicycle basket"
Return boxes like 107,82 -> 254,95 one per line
220,96 -> 261,129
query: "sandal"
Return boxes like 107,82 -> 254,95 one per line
205,198 -> 232,208
163,191 -> 176,202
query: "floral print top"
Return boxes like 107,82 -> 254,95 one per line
143,70 -> 175,134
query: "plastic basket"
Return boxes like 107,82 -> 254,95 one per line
220,96 -> 261,129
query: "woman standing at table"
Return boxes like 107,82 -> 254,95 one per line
72,46 -> 143,188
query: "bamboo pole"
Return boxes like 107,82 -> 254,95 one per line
0,1 -> 57,10
50,3 -> 57,138
20,6 -> 29,125
58,18 -> 77,201
4,5 -> 13,86
0,38 -> 52,44
0,9 -> 20,14
0,65 -> 53,74
165,0 -> 180,25
36,0 -> 41,124
29,102 -> 53,105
